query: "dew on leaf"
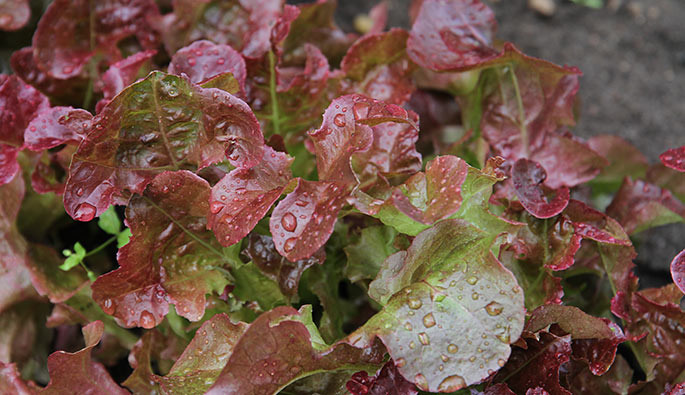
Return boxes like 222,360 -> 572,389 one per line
466,276 -> 478,285
447,344 -> 458,353
485,301 -> 503,316
407,297 -> 422,309
283,237 -> 297,253
438,375 -> 466,392
414,373 -> 429,391
74,203 -> 96,221
418,332 -> 430,345
395,358 -> 406,368
422,312 -> 436,328
409,341 -> 416,349
333,113 -> 346,127
140,310 -> 155,328
281,212 -> 297,232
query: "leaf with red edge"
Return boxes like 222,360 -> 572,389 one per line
671,250 -> 685,294
0,145 -> 20,186
352,119 -> 422,180
33,0 -> 160,79
10,47 -> 89,104
24,107 -> 91,151
245,234 -> 325,297
356,220 -> 525,392
270,179 -> 348,261
0,362 -> 39,394
206,305 -> 385,394
42,321 -> 129,395
341,29 -> 416,105
347,361 -> 418,395
648,163 -> 685,202
660,146 -> 685,172
587,135 -> 648,189
208,146 -> 293,247
169,40 -> 247,93
0,75 -> 50,147
91,171 -> 230,328
0,174 -> 39,313
310,94 -> 418,183
63,71 -> 263,222
563,199 -> 632,246
407,0 -> 498,71
0,0 -> 30,31
494,331 -> 572,395
157,0 -> 283,58
375,155 -> 469,235
96,49 -> 157,111
512,158 -> 570,219
154,313 -> 248,394
606,178 -> 685,235
30,145 -> 76,194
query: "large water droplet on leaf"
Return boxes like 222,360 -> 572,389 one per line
438,375 -> 466,392
485,301 -> 503,316
74,203 -> 96,221
447,344 -> 458,354
418,332 -> 430,345
333,113 -> 346,127
210,201 -> 223,214
414,373 -> 429,391
283,237 -> 297,253
407,297 -> 422,309
423,313 -> 436,328
102,299 -> 114,315
140,311 -> 156,328
281,212 -> 297,232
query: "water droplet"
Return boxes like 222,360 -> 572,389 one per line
76,187 -> 84,197
434,294 -> 446,302
423,313 -> 436,328
447,344 -> 458,354
404,322 -> 413,331
441,354 -> 449,362
188,57 -> 196,66
62,65 -> 74,74
497,333 -> 510,343
409,341 -> 416,349
140,310 -> 155,328
333,113 -> 346,127
414,373 -> 429,391
217,58 -> 225,65
471,292 -> 479,300
485,301 -> 503,316
438,375 -> 466,392
283,237 -> 297,253
418,332 -> 430,345
209,201 -> 223,214
74,203 -> 96,221
102,299 -> 114,315
466,276 -> 478,285
407,297 -> 422,309
497,358 -> 506,367
395,358 -> 406,368
295,200 -> 308,207
281,212 -> 297,232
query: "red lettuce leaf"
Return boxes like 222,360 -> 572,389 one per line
587,135 -> 648,188
671,249 -> 685,295
154,313 -> 248,394
0,362 -> 39,394
563,199 -> 631,246
648,163 -> 685,202
347,361 -> 418,395
42,321 -> 129,395
0,174 -> 40,313
24,107 -> 91,151
10,47 -> 89,104
0,0 -> 30,31
355,219 -> 525,392
168,40 -> 247,94
157,0 -> 283,59
0,75 -> 50,148
269,179 -> 347,261
96,49 -> 157,111
494,331 -> 572,395
606,177 -> 685,235
0,145 -> 20,186
352,119 -> 422,180
407,0 -> 498,71
33,0 -> 160,79
245,233 -> 325,297
512,158 -> 569,219
375,155 -> 469,229
91,171 -> 230,327
660,146 -> 685,172
310,94 -> 418,183
207,306 -> 385,394
208,146 -> 293,247
30,145 -> 76,195
63,71 -> 263,221
341,29 -> 416,105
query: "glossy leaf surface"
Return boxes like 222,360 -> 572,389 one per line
168,40 -> 247,92
63,71 -> 263,221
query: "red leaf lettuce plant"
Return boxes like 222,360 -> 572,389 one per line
0,0 -> 683,394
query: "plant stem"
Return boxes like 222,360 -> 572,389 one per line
268,50 -> 282,136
